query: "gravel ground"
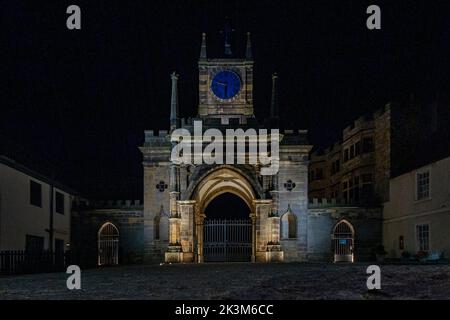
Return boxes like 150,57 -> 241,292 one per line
0,263 -> 449,300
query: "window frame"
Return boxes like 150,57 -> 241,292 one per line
30,180 -> 42,208
343,149 -> 349,162
280,212 -> 297,240
362,136 -> 374,153
416,169 -> 430,201
55,191 -> 65,215
415,223 -> 430,252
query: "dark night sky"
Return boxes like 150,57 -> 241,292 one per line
1,1 -> 449,199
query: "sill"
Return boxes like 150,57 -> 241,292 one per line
415,197 -> 432,204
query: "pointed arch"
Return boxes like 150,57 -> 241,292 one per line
281,208 -> 297,239
192,166 -> 259,214
332,219 -> 355,263
332,219 -> 355,236
98,222 -> 119,266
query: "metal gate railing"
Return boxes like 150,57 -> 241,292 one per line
332,221 -> 354,263
203,219 -> 252,262
98,222 -> 119,266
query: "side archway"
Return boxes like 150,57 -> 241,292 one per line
332,220 -> 355,263
98,222 -> 119,266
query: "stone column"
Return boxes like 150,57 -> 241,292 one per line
266,215 -> 283,262
195,211 -> 206,263
178,200 -> 196,262
165,191 -> 182,263
253,199 -> 284,262
253,199 -> 272,262
250,212 -> 257,263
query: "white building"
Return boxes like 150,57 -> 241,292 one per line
0,156 -> 76,253
383,156 -> 450,258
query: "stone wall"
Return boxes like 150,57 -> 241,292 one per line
374,105 -> 391,203
71,200 -> 144,267
308,200 -> 382,262
277,144 -> 311,261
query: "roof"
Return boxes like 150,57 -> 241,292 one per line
0,155 -> 80,196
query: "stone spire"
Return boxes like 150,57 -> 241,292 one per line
270,73 -> 279,119
245,32 -> 252,60
199,32 -> 207,59
170,72 -> 179,131
222,19 -> 233,56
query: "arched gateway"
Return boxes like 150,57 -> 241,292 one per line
194,167 -> 256,263
164,166 -> 284,263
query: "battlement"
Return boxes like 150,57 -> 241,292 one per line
308,198 -> 359,208
280,129 -> 309,145
373,103 -> 391,118
73,199 -> 143,210
143,130 -> 172,147
343,116 -> 374,139
145,130 -> 168,138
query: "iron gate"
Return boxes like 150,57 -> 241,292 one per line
98,222 -> 119,266
203,219 -> 252,262
332,221 -> 354,263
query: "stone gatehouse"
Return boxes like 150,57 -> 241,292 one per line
71,33 -> 381,265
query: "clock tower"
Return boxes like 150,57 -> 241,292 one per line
198,32 -> 254,124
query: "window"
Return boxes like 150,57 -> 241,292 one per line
361,173 -> 374,200
331,159 -> 340,175
350,145 -> 355,159
355,141 -> 361,156
316,168 -> 324,180
399,235 -> 404,250
342,177 -> 360,203
353,176 -> 360,202
416,224 -> 429,251
55,191 -> 65,215
25,235 -> 44,253
416,170 -> 430,200
342,181 -> 349,202
343,149 -> 349,162
362,137 -> 374,153
348,179 -> 354,199
362,173 -> 372,183
30,180 -> 42,207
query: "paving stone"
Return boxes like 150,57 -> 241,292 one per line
0,263 -> 449,300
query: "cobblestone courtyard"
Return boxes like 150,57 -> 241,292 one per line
1,263 -> 449,300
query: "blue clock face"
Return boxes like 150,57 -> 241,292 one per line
211,71 -> 241,99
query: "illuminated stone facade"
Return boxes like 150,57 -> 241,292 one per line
71,33 -> 384,265
140,33 -> 312,263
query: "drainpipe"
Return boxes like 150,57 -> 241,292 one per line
49,178 -> 54,256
